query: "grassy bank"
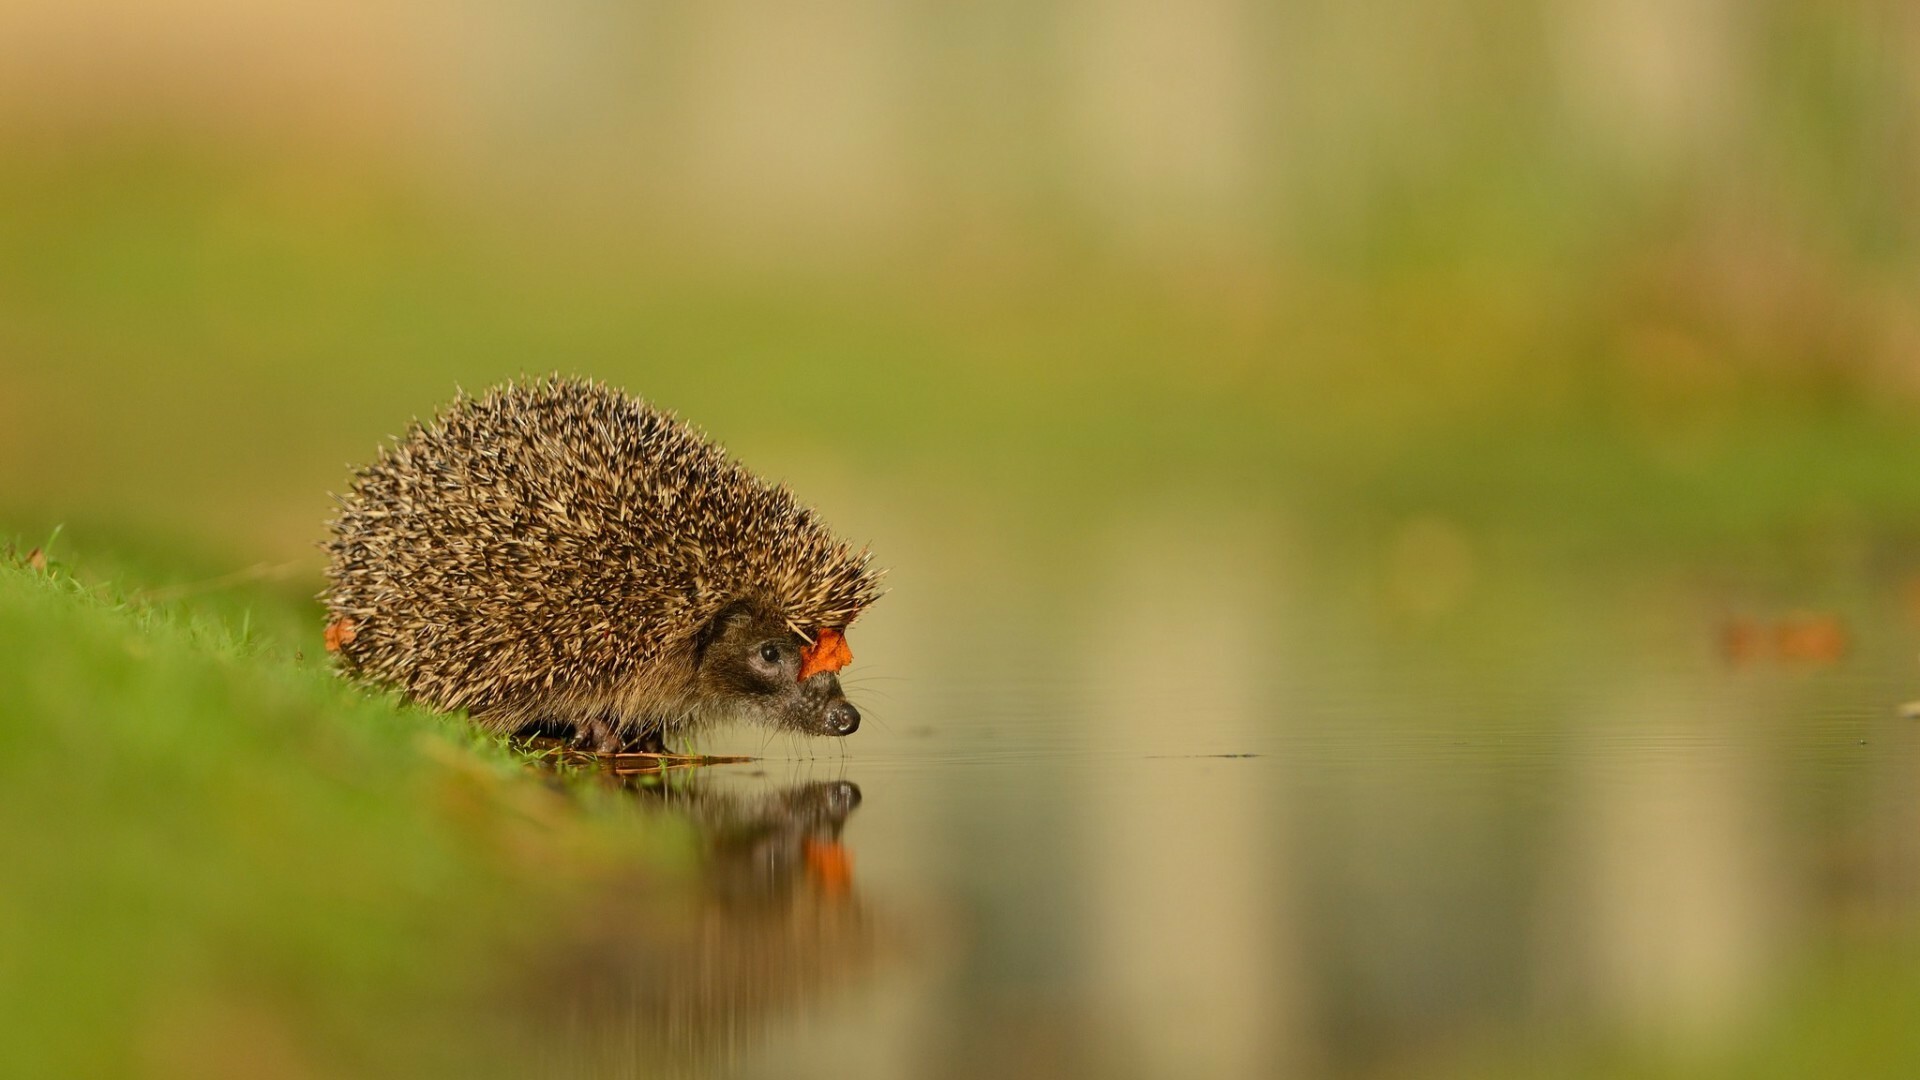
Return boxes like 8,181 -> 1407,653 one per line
0,536 -> 689,1078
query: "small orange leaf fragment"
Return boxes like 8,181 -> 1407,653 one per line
798,626 -> 853,681
324,618 -> 358,653
1718,612 -> 1849,667
1775,613 -> 1848,664
24,548 -> 45,572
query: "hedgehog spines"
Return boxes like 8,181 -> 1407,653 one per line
322,375 -> 882,739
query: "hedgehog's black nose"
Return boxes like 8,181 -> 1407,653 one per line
824,699 -> 860,736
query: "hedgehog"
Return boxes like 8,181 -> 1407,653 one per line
321,376 -> 883,755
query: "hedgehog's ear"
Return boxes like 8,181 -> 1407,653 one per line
692,599 -> 756,666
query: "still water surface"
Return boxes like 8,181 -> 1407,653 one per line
530,545 -> 1920,1079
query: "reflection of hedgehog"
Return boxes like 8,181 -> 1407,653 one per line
522,778 -> 877,1071
638,779 -> 864,911
321,376 -> 883,753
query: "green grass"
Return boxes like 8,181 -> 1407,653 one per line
0,536 -> 691,1079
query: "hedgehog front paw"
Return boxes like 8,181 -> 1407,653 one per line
572,714 -> 626,756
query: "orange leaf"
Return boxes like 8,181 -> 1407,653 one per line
1775,613 -> 1848,664
324,618 -> 358,653
798,626 -> 853,681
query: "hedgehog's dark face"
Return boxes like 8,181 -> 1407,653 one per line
694,603 -> 861,737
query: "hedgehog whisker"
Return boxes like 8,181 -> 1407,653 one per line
840,685 -> 897,704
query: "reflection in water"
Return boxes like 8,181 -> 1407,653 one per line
1080,513 -> 1302,1078
525,773 -> 882,1078
662,774 -> 866,912
1549,683 -> 1780,1050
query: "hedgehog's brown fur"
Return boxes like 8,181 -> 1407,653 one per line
322,376 -> 882,745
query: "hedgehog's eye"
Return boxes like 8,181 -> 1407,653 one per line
759,642 -> 783,666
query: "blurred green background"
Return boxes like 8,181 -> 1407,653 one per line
4,0 -> 1917,560
7,2 -> 1920,1079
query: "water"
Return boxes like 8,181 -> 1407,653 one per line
520,535 -> 1920,1079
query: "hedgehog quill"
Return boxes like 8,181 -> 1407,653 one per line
322,376 -> 883,755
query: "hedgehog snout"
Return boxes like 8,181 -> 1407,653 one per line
796,670 -> 860,737
823,698 -> 860,736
